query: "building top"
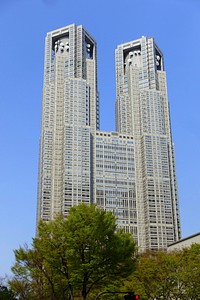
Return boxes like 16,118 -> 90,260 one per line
46,23 -> 96,43
96,131 -> 134,139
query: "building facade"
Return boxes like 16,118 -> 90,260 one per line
37,24 -> 181,250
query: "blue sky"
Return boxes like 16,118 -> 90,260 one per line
0,0 -> 200,276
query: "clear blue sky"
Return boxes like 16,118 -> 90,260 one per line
0,0 -> 200,276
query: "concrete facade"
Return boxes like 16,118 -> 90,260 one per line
168,232 -> 200,251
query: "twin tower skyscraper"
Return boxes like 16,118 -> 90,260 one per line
37,24 -> 181,250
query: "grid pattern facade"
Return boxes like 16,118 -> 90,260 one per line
37,24 -> 181,250
115,36 -> 181,250
94,131 -> 138,243
37,24 -> 98,223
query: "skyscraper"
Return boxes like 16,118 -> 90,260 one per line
37,24 -> 181,250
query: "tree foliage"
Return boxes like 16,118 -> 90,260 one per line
122,244 -> 200,300
0,285 -> 16,300
10,204 -> 136,300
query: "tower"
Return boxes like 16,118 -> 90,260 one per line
37,24 -> 99,222
115,37 -> 181,249
37,24 -> 181,250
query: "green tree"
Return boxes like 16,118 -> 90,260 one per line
122,251 -> 177,299
10,204 -> 136,300
177,243 -> 200,299
122,244 -> 200,300
0,285 -> 16,300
